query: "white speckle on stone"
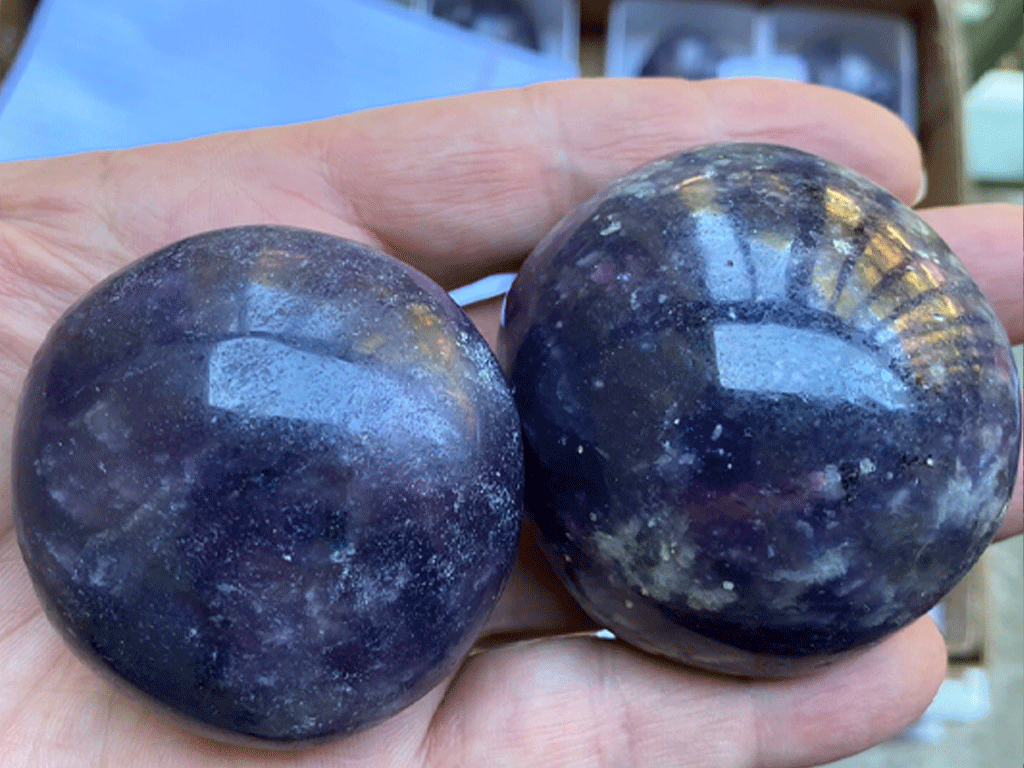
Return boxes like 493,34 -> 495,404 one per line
859,458 -> 876,475
87,556 -> 115,588
329,542 -> 356,565
624,599 -> 634,609
578,445 -> 585,454
592,379 -> 605,389
772,547 -> 849,585
925,457 -> 935,467
599,220 -> 622,236
658,293 -> 668,304
686,585 -> 739,611
833,239 -> 854,256
722,580 -> 735,591
711,424 -> 723,441
620,179 -> 659,199
809,464 -> 844,500
282,553 -> 292,562
593,515 -> 702,604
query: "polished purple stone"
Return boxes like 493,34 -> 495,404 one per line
498,143 -> 1020,677
13,226 -> 523,745
802,39 -> 901,115
639,28 -> 724,79
431,0 -> 540,51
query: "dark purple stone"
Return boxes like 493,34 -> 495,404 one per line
639,28 -> 724,79
431,0 -> 540,51
13,226 -> 523,745
498,143 -> 1021,677
802,38 -> 901,114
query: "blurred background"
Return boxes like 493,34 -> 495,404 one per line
0,1 -> 1020,765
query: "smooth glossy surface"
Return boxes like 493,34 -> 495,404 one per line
14,226 -> 524,745
499,143 -> 1020,677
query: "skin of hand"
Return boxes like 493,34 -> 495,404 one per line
0,77 -> 1020,768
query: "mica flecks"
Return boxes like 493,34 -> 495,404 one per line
14,225 -> 524,745
498,143 -> 1021,677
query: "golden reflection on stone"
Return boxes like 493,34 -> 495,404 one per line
255,248 -> 294,271
408,302 -> 457,368
674,175 -> 720,211
903,262 -> 943,294
753,228 -> 793,252
883,223 -> 912,253
869,291 -> 904,322
405,302 -> 476,434
355,333 -> 386,356
832,278 -> 866,319
825,187 -> 862,227
889,289 -> 971,386
833,232 -> 911,322
865,231 -> 907,273
811,247 -> 843,305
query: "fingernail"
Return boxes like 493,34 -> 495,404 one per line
913,168 -> 929,206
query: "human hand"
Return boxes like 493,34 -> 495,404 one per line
0,77 -> 1020,768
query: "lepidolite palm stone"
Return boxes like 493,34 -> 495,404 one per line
14,226 -> 524,745
498,143 -> 1021,677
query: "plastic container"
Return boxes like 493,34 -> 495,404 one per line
416,0 -> 580,65
607,0 -> 917,131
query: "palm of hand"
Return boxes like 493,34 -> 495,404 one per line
0,80 -> 1019,768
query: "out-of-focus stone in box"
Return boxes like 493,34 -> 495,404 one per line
605,1 -> 918,130
580,0 -> 969,209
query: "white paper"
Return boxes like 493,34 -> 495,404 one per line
0,0 -> 578,161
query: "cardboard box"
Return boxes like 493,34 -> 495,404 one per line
605,1 -> 919,130
0,0 -> 34,78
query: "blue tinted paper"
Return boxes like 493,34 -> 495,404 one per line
0,0 -> 578,161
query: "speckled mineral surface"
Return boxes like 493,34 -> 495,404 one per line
498,142 -> 1021,677
14,225 -> 524,745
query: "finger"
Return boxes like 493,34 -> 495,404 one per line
918,203 -> 1023,540
331,77 -> 924,287
0,78 -> 921,298
918,203 -> 1023,344
750,616 -> 947,768
0,617 -> 442,767
997,463 -> 1023,540
423,616 -> 946,768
